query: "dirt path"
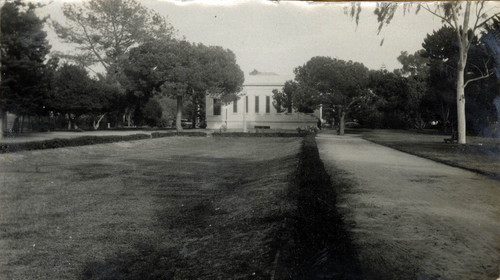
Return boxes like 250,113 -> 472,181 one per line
316,132 -> 500,280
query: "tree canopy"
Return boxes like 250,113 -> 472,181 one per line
291,56 -> 370,134
347,1 -> 499,143
272,80 -> 296,113
52,0 -> 176,75
1,0 -> 51,119
124,40 -> 244,131
47,63 -> 119,129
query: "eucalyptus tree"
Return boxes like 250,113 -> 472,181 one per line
348,1 -> 499,143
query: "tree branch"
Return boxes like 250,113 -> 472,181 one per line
76,17 -> 109,71
421,4 -> 454,27
464,71 -> 492,88
476,12 -> 500,29
472,1 -> 484,32
464,58 -> 493,88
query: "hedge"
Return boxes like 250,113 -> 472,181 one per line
151,132 -> 208,138
211,132 -> 309,137
0,134 -> 151,154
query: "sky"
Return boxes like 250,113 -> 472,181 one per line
37,0 -> 466,76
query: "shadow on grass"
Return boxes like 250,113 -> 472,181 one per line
276,135 -> 362,280
76,136 -> 362,280
78,151 -> 298,279
81,244 -> 187,280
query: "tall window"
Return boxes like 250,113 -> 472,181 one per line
233,99 -> 237,113
213,98 -> 221,116
266,96 -> 270,113
245,96 -> 248,113
255,96 -> 259,113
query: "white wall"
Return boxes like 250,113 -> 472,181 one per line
206,85 -> 319,130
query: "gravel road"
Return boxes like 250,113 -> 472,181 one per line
316,132 -> 500,280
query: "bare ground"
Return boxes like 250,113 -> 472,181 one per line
316,131 -> 500,280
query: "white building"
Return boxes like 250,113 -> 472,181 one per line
205,73 -> 321,130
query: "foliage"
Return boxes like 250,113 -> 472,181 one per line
211,132 -> 307,137
1,0 -> 51,118
347,1 -> 499,143
272,80 -> 296,113
422,25 -> 499,133
142,99 -> 163,127
294,57 -> 369,108
156,96 -> 178,125
291,86 -> 322,114
296,126 -> 319,135
124,40 -> 244,131
0,134 -> 151,153
47,63 -> 122,129
394,50 -> 429,77
52,0 -> 176,74
481,15 -> 500,78
293,56 -> 369,133
150,132 -> 208,138
349,89 -> 384,129
48,64 -> 97,115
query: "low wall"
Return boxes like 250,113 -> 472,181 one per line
207,113 -> 318,130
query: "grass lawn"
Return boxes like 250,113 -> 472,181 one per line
358,129 -> 500,178
0,136 -> 302,279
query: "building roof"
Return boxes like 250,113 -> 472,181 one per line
244,73 -> 294,87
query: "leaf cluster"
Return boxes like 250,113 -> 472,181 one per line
123,40 -> 244,102
1,0 -> 51,115
47,63 -> 120,116
52,0 -> 176,72
293,56 -> 369,108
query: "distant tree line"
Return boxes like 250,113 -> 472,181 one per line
1,0 -> 243,135
272,21 -> 499,136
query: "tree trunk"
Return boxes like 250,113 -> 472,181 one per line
287,94 -> 293,113
441,103 -> 450,134
456,42 -> 468,144
455,1 -> 471,145
93,113 -> 106,130
192,99 -> 197,129
456,68 -> 466,144
20,115 -> 25,134
339,110 -> 346,136
127,111 -> 132,127
176,95 -> 183,132
0,109 -> 4,139
67,114 -> 71,130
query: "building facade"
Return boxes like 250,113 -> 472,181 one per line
206,74 -> 321,130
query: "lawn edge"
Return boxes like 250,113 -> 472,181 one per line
363,138 -> 500,180
0,132 -> 208,154
274,134 -> 363,279
0,131 -> 313,154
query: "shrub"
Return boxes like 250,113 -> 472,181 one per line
0,134 -> 151,153
212,132 -> 306,137
296,126 -> 319,135
143,99 -> 163,127
151,132 -> 207,138
157,118 -> 170,128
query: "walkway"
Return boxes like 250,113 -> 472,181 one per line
316,132 -> 500,280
